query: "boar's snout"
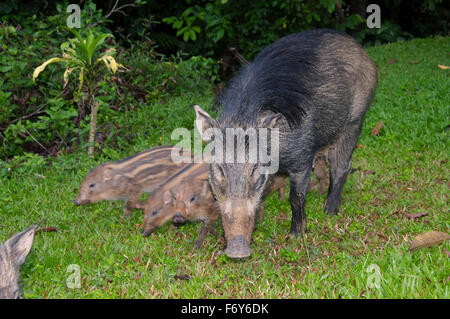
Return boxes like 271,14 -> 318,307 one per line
73,199 -> 80,206
224,235 -> 251,259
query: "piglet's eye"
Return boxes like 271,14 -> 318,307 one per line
89,183 -> 96,188
190,196 -> 196,203
152,210 -> 158,216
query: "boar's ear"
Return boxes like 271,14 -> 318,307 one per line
4,225 -> 37,266
257,113 -> 281,129
103,166 -> 113,181
192,104 -> 218,142
163,190 -> 172,205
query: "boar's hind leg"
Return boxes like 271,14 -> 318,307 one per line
325,120 -> 363,216
289,166 -> 313,237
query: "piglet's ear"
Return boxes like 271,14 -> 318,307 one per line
103,166 -> 113,181
200,180 -> 210,197
163,190 -> 172,205
192,104 -> 218,142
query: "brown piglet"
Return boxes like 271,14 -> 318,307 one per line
73,145 -> 191,218
171,179 -> 219,248
141,159 -> 210,236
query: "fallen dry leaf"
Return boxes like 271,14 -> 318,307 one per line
361,170 -> 376,176
372,120 -> 383,136
409,60 -> 419,64
390,210 -> 401,217
401,212 -> 430,222
437,64 -> 450,70
357,144 -> 365,148
409,231 -> 450,251
36,226 -> 58,233
388,59 -> 397,64
174,274 -> 190,281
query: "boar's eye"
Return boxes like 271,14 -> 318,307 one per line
190,195 -> 196,203
151,210 -> 159,216
89,183 -> 96,188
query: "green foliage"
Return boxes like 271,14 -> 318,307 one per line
162,0 -> 365,59
354,21 -> 414,47
32,27 -> 126,156
152,0 -> 450,59
163,7 -> 202,42
4,98 -> 78,149
0,2 -> 219,159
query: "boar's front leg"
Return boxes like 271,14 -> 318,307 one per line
288,167 -> 313,237
256,203 -> 265,222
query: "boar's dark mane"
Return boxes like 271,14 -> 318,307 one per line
217,29 -> 352,128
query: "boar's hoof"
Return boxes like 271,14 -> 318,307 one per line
324,199 -> 339,216
224,235 -> 251,258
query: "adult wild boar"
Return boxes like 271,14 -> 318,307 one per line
193,29 -> 377,258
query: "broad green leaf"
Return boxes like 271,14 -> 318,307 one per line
183,31 -> 190,42
174,20 -> 183,29
86,34 -> 112,65
177,26 -> 188,37
190,29 -> 197,41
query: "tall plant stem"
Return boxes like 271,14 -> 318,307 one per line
87,81 -> 97,157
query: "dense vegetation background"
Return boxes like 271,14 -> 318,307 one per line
0,0 -> 449,162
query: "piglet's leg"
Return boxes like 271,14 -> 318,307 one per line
122,193 -> 142,219
194,220 -> 218,249
194,223 -> 209,249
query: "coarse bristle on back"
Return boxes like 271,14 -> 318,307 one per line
217,29 -> 355,128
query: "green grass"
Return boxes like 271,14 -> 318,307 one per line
1,36 -> 449,298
